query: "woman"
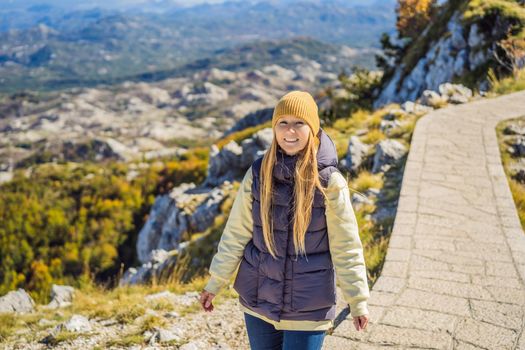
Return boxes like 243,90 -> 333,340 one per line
200,90 -> 370,350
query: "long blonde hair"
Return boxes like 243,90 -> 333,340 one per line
260,128 -> 334,260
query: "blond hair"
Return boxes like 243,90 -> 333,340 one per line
259,128 -> 340,260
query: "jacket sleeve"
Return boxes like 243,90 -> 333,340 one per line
204,166 -> 254,295
325,171 -> 370,317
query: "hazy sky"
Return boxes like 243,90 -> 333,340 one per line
4,0 -> 381,10
4,0 -> 243,9
3,0 -> 393,12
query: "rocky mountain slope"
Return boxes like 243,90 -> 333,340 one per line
0,44 -> 345,183
374,0 -> 525,107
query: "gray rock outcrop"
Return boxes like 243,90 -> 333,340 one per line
61,137 -> 138,162
127,128 -> 274,283
438,83 -> 473,104
420,90 -> 447,108
401,101 -> 434,114
136,181 -> 233,264
340,136 -> 370,174
511,136 -> 525,157
176,82 -> 229,106
222,108 -> 273,136
205,142 -> 244,187
41,314 -> 93,345
374,12 -> 488,107
120,249 -> 174,285
240,128 -> 273,169
372,139 -> 408,174
147,325 -> 185,344
61,314 -> 92,332
419,83 -> 473,108
204,128 -> 272,187
504,124 -> 525,136
0,288 -> 35,313
45,284 -> 75,309
145,290 -> 199,307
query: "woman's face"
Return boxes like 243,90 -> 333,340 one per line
274,115 -> 311,156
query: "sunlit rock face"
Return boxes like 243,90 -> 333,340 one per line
374,12 -> 491,108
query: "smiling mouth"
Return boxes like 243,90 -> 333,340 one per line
284,138 -> 299,144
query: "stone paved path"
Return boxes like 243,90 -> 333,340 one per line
324,90 -> 525,350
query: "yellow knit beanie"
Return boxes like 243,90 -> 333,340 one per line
272,90 -> 320,137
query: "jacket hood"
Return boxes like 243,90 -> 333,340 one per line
315,128 -> 338,169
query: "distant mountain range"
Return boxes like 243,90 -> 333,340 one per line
1,0 -> 395,17
0,0 -> 396,94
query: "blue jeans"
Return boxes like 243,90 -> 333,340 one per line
244,312 -> 326,350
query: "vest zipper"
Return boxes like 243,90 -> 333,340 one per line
291,256 -> 294,311
288,213 -> 296,312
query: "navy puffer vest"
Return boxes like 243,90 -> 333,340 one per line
233,128 -> 341,322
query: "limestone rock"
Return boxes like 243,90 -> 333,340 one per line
340,136 -> 370,174
45,284 -> 75,309
372,139 -> 408,174
261,64 -> 298,80
504,124 -> 525,136
176,82 -> 229,106
512,136 -> 525,157
157,326 -> 184,343
61,314 -> 92,332
199,68 -> 238,83
145,290 -> 199,307
468,23 -> 484,48
205,128 -> 273,187
135,84 -> 172,107
180,340 -> 210,350
438,83 -> 473,104
420,90 -> 447,108
135,182 -> 231,263
0,288 -> 35,313
401,101 -> 433,114
224,101 -> 266,120
240,128 -> 273,169
205,141 -> 243,187
245,69 -> 272,86
371,204 -> 398,224
223,108 -> 273,136
380,119 -> 403,137
374,12 -> 487,108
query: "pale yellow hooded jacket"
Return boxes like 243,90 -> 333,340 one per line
204,165 -> 370,331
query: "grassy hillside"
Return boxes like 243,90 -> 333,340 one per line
0,148 -> 209,302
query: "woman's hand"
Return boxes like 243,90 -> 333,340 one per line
199,290 -> 216,312
353,314 -> 369,331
